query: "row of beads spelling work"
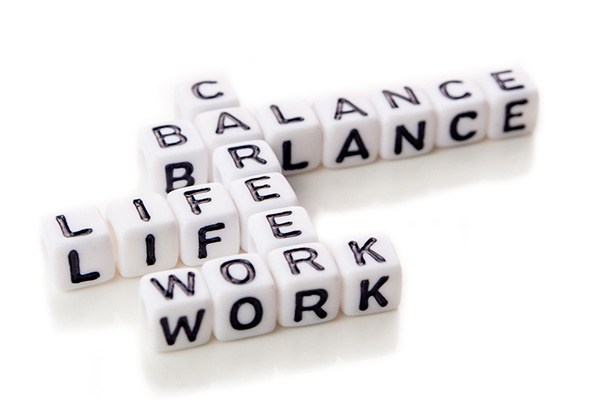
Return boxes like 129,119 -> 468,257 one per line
41,68 -> 538,351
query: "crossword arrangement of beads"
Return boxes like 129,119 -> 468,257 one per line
41,68 -> 538,351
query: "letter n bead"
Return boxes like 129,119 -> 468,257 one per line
41,206 -> 116,290
329,234 -> 402,316
140,268 -> 213,351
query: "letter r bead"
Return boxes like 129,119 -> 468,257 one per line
329,234 -> 402,316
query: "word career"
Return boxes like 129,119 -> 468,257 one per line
41,67 -> 538,351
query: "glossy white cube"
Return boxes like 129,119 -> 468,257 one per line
140,268 -> 213,351
212,139 -> 282,189
41,206 -> 115,291
425,78 -> 489,148
175,74 -> 239,120
267,242 -> 340,327
106,194 -> 178,278
477,67 -> 539,139
167,183 -> 240,266
138,120 -> 209,195
330,234 -> 402,316
313,94 -> 380,169
255,100 -> 322,175
247,206 -> 318,259
194,106 -> 263,153
229,172 -> 299,251
202,254 -> 277,341
370,85 -> 436,160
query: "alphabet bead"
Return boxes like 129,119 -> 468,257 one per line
477,67 -> 539,139
228,172 -> 299,251
106,193 -> 179,278
425,78 -> 489,148
41,206 -> 115,290
247,206 -> 319,259
313,94 -> 381,169
175,75 -> 239,120
255,100 -> 323,175
167,183 -> 240,266
202,254 -> 277,341
267,242 -> 341,327
194,106 -> 263,153
370,85 -> 436,160
212,139 -> 282,189
138,120 -> 209,195
329,234 -> 402,316
140,268 -> 214,351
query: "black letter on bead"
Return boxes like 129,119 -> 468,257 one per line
150,271 -> 196,299
184,187 -> 212,215
55,215 -> 93,237
490,70 -> 524,91
152,125 -> 187,148
439,80 -> 471,100
133,199 -> 151,221
220,259 -> 256,284
394,121 -> 426,155
160,309 -> 205,346
283,247 -> 324,275
197,223 -> 225,259
191,81 -> 223,99
294,289 -> 329,322
270,104 -> 304,124
244,175 -> 280,202
336,129 -> 370,163
382,87 -> 420,109
282,140 -> 309,171
349,237 -> 386,266
165,162 -> 195,193
228,144 -> 267,169
503,99 -> 528,133
67,250 -> 101,284
145,234 -> 156,266
216,112 -> 250,134
266,211 -> 301,239
334,98 -> 368,120
230,297 -> 263,330
359,276 -> 390,311
449,111 -> 478,141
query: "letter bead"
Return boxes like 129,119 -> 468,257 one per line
194,106 -> 263,154
167,183 -> 240,266
267,242 -> 341,327
202,254 -> 277,341
175,75 -> 239,120
329,234 -> 402,316
41,206 -> 116,290
140,268 -> 214,351
477,67 -> 539,139
425,79 -> 489,148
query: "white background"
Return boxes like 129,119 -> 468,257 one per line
1,1 -> 599,398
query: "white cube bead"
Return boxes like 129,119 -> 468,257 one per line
425,78 -> 489,148
255,100 -> 322,175
140,268 -> 213,351
229,172 -> 299,251
41,206 -> 115,290
370,85 -> 436,160
477,67 -> 539,139
105,194 -> 178,278
329,234 -> 402,316
267,242 -> 340,327
212,139 -> 282,188
247,206 -> 318,259
313,94 -> 380,169
167,183 -> 240,266
194,106 -> 263,153
202,254 -> 277,341
138,120 -> 209,195
175,75 -> 239,120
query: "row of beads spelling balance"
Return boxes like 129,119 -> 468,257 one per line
139,67 -> 538,196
